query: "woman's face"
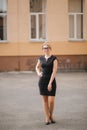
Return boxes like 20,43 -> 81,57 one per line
42,45 -> 51,55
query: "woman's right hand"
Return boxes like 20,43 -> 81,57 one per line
38,72 -> 43,77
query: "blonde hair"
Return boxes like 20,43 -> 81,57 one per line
42,42 -> 52,49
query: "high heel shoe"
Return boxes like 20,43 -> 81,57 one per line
50,119 -> 56,124
45,121 -> 50,125
50,116 -> 56,124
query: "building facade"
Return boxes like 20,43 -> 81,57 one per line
0,0 -> 87,71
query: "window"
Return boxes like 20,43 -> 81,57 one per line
68,0 -> 84,41
0,0 -> 7,41
30,0 -> 46,42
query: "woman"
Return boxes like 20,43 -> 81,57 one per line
35,42 -> 58,125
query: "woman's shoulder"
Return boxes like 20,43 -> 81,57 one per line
51,55 -> 57,60
39,55 -> 44,60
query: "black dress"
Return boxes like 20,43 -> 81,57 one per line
38,55 -> 57,96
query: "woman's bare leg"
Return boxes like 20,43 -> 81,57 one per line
42,96 -> 50,122
48,96 -> 55,121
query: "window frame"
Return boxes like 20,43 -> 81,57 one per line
68,0 -> 84,41
30,1 -> 47,42
0,0 -> 8,43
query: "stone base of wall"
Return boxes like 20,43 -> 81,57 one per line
0,55 -> 87,72
57,55 -> 87,72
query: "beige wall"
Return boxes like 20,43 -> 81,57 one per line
0,41 -> 87,56
0,0 -> 87,56
8,0 -> 18,42
8,0 -> 29,42
85,0 -> 87,40
47,0 -> 68,41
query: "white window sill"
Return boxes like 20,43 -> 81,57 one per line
68,39 -> 85,42
0,40 -> 8,43
30,39 -> 46,43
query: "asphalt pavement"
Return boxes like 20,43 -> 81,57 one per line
0,72 -> 87,130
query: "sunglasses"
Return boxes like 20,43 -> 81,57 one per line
42,47 -> 49,50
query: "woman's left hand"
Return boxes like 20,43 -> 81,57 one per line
48,83 -> 52,91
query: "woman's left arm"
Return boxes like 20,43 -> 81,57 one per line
48,59 -> 58,91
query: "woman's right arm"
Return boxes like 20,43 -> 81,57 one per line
35,59 -> 43,77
